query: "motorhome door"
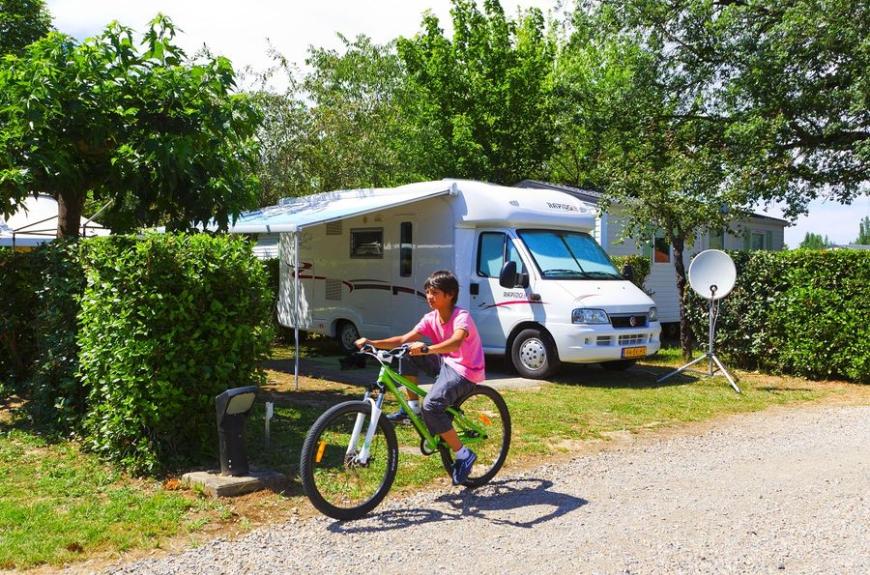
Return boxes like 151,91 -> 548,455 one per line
470,231 -> 531,350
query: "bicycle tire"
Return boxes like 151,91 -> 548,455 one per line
439,385 -> 511,487
300,400 -> 399,520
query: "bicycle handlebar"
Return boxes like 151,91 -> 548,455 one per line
356,343 -> 408,364
356,343 -> 431,364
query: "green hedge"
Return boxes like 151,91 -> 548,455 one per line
29,240 -> 87,427
78,234 -> 273,474
611,254 -> 651,292
0,248 -> 44,391
686,249 -> 870,383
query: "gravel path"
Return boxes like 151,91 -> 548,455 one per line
103,404 -> 869,575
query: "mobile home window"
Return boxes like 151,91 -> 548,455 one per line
400,222 -> 412,277
750,232 -> 765,251
653,233 -> 670,263
709,230 -> 725,250
350,228 -> 383,259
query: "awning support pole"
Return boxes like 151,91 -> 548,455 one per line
294,232 -> 300,391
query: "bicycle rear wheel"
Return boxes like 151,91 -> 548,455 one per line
439,385 -> 511,487
300,401 -> 398,520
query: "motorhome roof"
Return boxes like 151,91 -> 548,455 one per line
446,179 -> 596,230
225,179 -> 596,234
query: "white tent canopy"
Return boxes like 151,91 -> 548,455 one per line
222,182 -> 455,234
0,194 -> 109,248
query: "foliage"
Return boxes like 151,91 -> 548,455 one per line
28,240 -> 87,428
856,216 -> 870,245
610,254 -> 650,291
798,232 -> 830,250
553,5 -> 748,357
0,0 -> 52,57
78,234 -> 273,474
397,0 -> 557,183
251,34 -> 419,205
686,250 -> 870,383
0,15 -> 261,237
604,0 -> 869,216
0,248 -> 44,390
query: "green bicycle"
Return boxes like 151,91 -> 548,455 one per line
299,344 -> 511,520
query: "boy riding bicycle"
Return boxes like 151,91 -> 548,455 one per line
355,269 -> 485,485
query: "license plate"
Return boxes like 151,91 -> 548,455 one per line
622,346 -> 646,359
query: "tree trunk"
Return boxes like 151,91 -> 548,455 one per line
672,236 -> 693,359
57,191 -> 84,238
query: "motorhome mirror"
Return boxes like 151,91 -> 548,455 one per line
499,261 -> 518,289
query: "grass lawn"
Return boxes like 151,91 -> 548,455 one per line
0,340 -> 865,570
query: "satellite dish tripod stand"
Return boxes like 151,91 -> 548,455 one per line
657,285 -> 740,393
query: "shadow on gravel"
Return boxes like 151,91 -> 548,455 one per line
327,478 -> 587,533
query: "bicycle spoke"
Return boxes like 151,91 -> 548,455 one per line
301,401 -> 398,520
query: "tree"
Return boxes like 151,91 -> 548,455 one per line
0,16 -> 261,237
397,0 -> 556,184
252,35 -> 418,206
0,0 -> 52,56
857,216 -> 870,245
799,232 -> 830,249
551,6 -> 748,357
605,0 -> 869,217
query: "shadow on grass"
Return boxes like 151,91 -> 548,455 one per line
326,477 -> 587,532
544,361 -> 700,390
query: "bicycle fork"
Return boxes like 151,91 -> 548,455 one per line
347,391 -> 385,465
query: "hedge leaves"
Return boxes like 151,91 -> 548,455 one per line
77,234 -> 272,474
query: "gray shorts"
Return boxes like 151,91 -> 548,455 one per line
399,355 -> 475,435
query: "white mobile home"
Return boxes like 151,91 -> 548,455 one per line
516,181 -> 788,323
231,180 -> 661,378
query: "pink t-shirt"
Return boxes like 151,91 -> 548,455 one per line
414,307 -> 485,383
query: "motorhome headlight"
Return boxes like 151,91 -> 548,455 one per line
572,308 -> 609,325
648,306 -> 658,322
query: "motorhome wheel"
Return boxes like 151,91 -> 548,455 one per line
337,321 -> 360,353
511,328 -> 560,379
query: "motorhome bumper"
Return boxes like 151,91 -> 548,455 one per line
548,323 -> 662,364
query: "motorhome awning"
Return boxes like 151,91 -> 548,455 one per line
225,184 -> 455,234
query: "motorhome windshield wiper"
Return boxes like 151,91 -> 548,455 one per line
543,268 -> 584,278
578,271 -> 623,280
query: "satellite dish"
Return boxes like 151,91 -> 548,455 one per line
659,249 -> 740,392
688,249 -> 736,300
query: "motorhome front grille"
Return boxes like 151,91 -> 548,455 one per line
325,279 -> 342,301
610,314 -> 648,328
326,221 -> 343,235
618,334 -> 647,346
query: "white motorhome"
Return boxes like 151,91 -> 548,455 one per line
232,180 -> 661,378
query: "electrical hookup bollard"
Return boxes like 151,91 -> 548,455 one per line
215,386 -> 257,476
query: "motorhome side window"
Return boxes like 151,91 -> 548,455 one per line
350,228 -> 383,258
476,232 -> 525,277
400,222 -> 412,277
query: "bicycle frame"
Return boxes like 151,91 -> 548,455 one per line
349,349 -> 489,464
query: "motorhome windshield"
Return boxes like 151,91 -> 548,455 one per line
517,229 -> 622,280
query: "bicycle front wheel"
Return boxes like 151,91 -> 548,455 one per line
300,401 -> 399,520
440,385 -> 511,487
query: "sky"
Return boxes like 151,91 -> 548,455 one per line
44,0 -> 869,247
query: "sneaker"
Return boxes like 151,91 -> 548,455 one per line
451,450 -> 477,485
385,406 -> 417,423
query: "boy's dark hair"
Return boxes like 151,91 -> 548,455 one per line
424,270 -> 459,305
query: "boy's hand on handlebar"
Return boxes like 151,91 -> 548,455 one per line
354,337 -> 369,349
407,341 -> 428,356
